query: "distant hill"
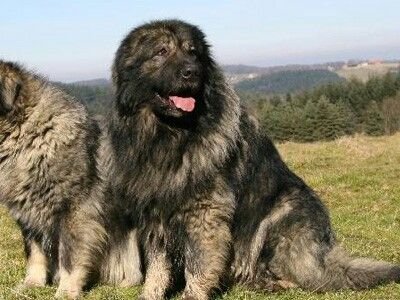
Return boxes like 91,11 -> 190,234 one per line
235,69 -> 344,93
335,62 -> 400,82
71,78 -> 111,87
222,62 -> 345,74
222,62 -> 345,84
222,64 -> 267,74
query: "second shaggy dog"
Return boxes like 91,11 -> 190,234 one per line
0,61 -> 142,299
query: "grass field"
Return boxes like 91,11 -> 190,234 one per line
1,134 -> 400,299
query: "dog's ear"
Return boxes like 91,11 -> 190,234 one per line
0,78 -> 21,114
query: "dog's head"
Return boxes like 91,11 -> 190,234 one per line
0,61 -> 23,116
113,19 -> 215,120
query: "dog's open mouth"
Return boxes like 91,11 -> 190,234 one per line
157,94 -> 196,112
169,96 -> 196,112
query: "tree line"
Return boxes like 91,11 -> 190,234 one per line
240,72 -> 400,142
55,82 -> 113,116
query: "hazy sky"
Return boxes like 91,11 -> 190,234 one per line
1,0 -> 399,82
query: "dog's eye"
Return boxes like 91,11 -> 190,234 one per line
188,45 -> 196,55
156,47 -> 168,57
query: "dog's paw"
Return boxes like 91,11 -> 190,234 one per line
181,291 -> 208,300
137,293 -> 165,300
137,295 -> 152,300
14,275 -> 46,294
55,287 -> 81,300
19,272 -> 47,288
118,271 -> 143,287
181,295 -> 197,300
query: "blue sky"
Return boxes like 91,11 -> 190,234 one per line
1,0 -> 399,82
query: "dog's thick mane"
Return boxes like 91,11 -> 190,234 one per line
111,69 -> 241,211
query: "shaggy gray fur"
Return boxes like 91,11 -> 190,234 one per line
110,20 -> 400,299
0,61 -> 142,299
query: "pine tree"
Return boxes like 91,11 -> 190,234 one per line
363,101 -> 385,136
285,93 -> 292,103
314,97 -> 341,140
302,99 -> 319,142
382,94 -> 400,134
382,73 -> 398,99
270,95 -> 282,106
336,99 -> 357,135
300,97 -> 353,141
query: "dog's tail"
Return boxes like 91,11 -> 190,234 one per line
100,229 -> 143,287
284,244 -> 400,291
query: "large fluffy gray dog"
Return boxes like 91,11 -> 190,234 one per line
0,61 -> 142,299
109,20 -> 400,300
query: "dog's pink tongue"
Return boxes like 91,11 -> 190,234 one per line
169,96 -> 196,112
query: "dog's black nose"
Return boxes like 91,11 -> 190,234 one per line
181,63 -> 199,79
181,66 -> 194,79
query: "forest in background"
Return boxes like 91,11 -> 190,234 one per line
56,69 -> 400,143
242,72 -> 400,142
56,81 -> 112,116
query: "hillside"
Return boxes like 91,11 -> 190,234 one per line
71,78 -> 111,87
223,62 -> 345,84
1,134 -> 400,299
235,69 -> 344,93
222,62 -> 346,75
336,62 -> 400,82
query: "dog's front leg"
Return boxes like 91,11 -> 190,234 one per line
139,236 -> 171,300
182,191 -> 234,300
21,238 -> 48,288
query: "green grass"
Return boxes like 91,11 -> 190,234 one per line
1,134 -> 400,299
